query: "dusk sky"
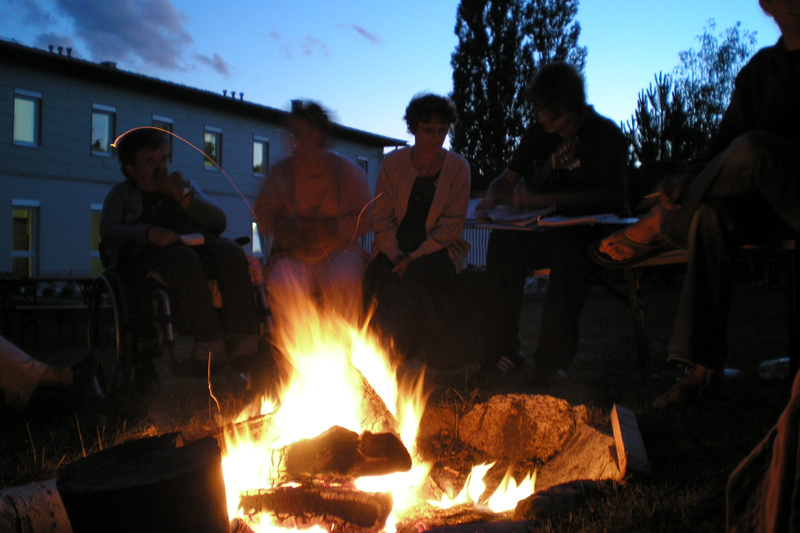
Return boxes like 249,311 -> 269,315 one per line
1,0 -> 782,145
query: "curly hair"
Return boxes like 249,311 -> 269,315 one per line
404,93 -> 458,134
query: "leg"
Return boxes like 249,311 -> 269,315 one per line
136,245 -> 223,343
264,254 -> 315,329
481,229 -> 540,368
0,334 -> 48,410
534,226 -> 605,375
315,245 -> 367,321
196,237 -> 258,340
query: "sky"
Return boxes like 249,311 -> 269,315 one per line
1,0 -> 782,146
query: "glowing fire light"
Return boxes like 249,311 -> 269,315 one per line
220,288 -> 535,531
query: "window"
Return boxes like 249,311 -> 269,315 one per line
253,136 -> 269,176
204,127 -> 222,170
90,204 -> 103,277
13,89 -> 41,147
152,115 -> 174,162
91,104 -> 116,156
11,200 -> 39,277
357,157 -> 369,175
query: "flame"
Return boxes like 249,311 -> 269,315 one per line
220,287 -> 534,531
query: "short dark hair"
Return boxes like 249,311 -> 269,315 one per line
116,128 -> 168,179
527,61 -> 586,114
404,93 -> 458,134
289,101 -> 333,135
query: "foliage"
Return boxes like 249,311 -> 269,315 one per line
450,0 -> 587,193
624,20 -> 757,171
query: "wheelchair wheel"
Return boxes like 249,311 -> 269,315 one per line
87,273 -> 133,398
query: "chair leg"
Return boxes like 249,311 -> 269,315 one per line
625,267 -> 651,367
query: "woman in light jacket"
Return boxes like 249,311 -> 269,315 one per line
364,93 -> 475,369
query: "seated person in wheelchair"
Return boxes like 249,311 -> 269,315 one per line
100,128 -> 260,375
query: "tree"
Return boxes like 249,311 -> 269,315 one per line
622,21 -> 757,205
674,20 -> 757,147
450,0 -> 586,193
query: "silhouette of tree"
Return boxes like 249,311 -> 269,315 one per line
623,21 -> 757,206
450,0 -> 586,194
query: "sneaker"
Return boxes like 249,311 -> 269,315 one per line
652,365 -> 720,409
495,352 -> 528,374
530,366 -> 568,388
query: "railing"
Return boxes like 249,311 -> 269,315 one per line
358,221 -> 491,269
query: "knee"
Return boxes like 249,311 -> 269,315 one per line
726,131 -> 778,164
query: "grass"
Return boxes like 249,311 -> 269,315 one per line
0,259 -> 794,532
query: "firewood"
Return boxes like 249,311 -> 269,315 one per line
273,425 -> 411,482
239,484 -> 393,532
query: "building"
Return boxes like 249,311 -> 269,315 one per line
0,38 -> 405,279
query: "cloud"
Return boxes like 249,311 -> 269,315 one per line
195,52 -> 231,78
301,35 -> 329,57
11,0 -> 56,27
338,24 -> 382,46
52,0 -> 193,71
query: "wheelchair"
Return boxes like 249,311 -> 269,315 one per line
86,239 -> 271,399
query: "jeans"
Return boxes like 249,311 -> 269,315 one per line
665,131 -> 799,369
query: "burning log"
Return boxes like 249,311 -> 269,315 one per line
272,425 -> 412,482
239,484 -> 393,532
56,433 -> 229,533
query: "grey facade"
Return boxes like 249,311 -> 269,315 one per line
1,39 -> 405,278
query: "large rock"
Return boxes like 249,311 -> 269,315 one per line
457,394 -> 587,462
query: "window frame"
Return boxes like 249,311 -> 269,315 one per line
152,115 -> 174,163
253,135 -> 270,176
91,103 -> 116,157
11,199 -> 40,278
13,89 -> 42,147
203,126 -> 222,170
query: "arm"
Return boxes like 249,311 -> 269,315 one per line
407,155 -> 471,261
371,157 -> 405,263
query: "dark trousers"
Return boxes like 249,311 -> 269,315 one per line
483,224 -> 609,372
665,131 -> 799,370
135,236 -> 257,343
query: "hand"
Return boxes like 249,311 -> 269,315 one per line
477,177 -> 515,213
391,255 -> 412,279
658,174 -> 688,210
147,226 -> 183,247
158,171 -> 187,201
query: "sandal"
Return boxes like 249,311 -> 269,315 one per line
589,229 -> 669,269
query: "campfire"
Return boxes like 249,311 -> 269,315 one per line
218,290 -> 537,532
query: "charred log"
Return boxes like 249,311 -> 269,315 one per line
274,425 -> 411,482
239,484 -> 393,532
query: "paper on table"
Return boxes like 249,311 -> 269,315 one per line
476,204 -> 556,227
537,214 -> 639,227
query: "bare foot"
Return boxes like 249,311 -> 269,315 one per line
599,206 -> 663,260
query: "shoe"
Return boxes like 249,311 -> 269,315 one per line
589,230 -> 670,269
530,367 -> 568,388
170,340 -> 226,378
652,365 -> 720,409
230,334 -> 260,360
495,352 -> 528,374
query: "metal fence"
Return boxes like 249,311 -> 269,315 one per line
359,221 -> 491,268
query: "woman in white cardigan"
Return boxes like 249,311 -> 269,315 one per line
364,94 -> 477,369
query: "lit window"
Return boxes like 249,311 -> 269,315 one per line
13,89 -> 41,147
204,127 -> 222,169
91,104 -> 116,156
152,115 -> 174,162
253,136 -> 270,176
12,200 -> 39,277
90,204 -> 103,277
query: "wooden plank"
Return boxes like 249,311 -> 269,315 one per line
611,404 -> 652,478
